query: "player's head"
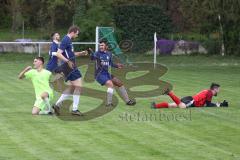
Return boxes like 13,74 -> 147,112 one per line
51,32 -> 60,41
68,26 -> 80,39
99,40 -> 108,52
210,83 -> 220,96
33,57 -> 44,69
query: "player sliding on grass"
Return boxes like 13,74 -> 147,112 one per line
18,57 -> 53,115
51,26 -> 88,116
151,83 -> 228,109
91,41 -> 136,107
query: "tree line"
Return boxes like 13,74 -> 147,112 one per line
0,0 -> 239,55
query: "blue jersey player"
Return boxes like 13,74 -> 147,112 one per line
46,32 -> 60,72
91,41 -> 136,107
52,26 -> 88,116
46,32 -> 66,95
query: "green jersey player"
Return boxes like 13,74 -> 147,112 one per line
18,57 -> 53,115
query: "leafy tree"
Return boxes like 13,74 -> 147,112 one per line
46,0 -> 65,31
179,0 -> 240,55
8,0 -> 23,32
74,0 -> 114,41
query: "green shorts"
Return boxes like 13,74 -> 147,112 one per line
34,92 -> 53,111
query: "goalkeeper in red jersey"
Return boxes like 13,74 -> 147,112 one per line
151,83 -> 228,109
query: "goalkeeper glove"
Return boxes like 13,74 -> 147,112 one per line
220,100 -> 228,107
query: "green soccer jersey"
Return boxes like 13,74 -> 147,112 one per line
24,69 -> 53,99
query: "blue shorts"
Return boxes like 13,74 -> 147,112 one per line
96,72 -> 113,85
46,66 -> 56,73
66,69 -> 82,81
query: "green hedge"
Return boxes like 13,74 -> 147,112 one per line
114,5 -> 173,53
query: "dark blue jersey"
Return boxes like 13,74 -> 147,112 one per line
46,41 -> 59,72
59,35 -> 76,64
91,51 -> 118,76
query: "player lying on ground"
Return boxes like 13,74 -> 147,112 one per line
51,26 -> 88,116
151,83 -> 228,109
18,57 -> 53,115
91,41 -> 136,107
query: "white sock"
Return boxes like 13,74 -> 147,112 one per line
43,97 -> 51,112
119,86 -> 130,103
107,88 -> 114,105
56,94 -> 71,106
39,110 -> 50,115
72,95 -> 80,111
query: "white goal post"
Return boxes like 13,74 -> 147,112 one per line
154,32 -> 157,68
95,26 -> 99,52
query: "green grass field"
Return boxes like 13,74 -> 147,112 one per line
0,53 -> 240,160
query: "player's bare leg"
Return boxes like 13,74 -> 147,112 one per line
51,73 -> 65,92
34,92 -> 53,115
152,100 -> 187,109
31,92 -> 53,115
168,102 -> 186,108
166,91 -> 187,108
178,103 -> 187,108
41,92 -> 52,112
53,85 -> 74,115
105,80 -> 114,107
152,87 -> 187,109
32,107 -> 40,115
112,77 -> 136,106
69,78 -> 83,116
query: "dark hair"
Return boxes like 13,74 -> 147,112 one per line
99,40 -> 109,46
210,83 -> 220,90
35,57 -> 44,64
68,26 -> 80,34
51,32 -> 58,39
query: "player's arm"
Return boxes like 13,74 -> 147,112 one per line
56,39 -> 75,68
50,43 -> 58,57
56,49 -> 69,62
89,49 -> 97,60
56,49 -> 74,69
205,91 -> 219,107
111,60 -> 124,69
205,101 -> 219,107
110,53 -> 123,69
74,50 -> 88,57
206,100 -> 229,107
18,66 -> 32,79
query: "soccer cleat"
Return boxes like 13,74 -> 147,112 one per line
126,99 -> 136,106
106,103 -> 114,107
48,111 -> 53,115
52,104 -> 60,116
151,102 -> 157,109
71,110 -> 84,116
